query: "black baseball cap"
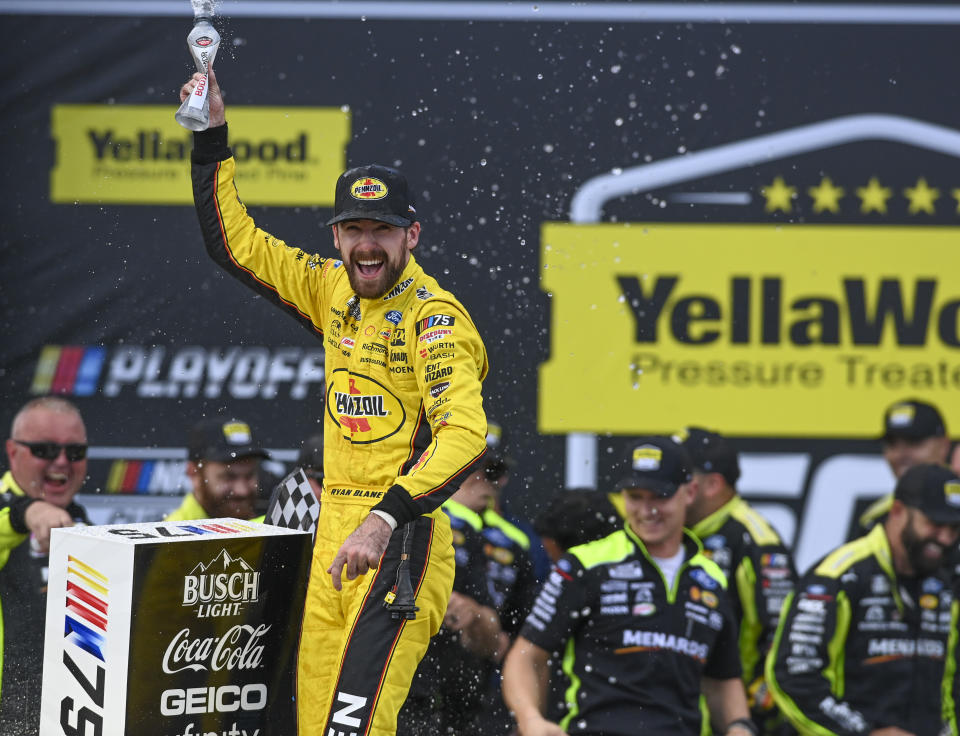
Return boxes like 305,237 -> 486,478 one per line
673,426 -> 741,486
297,433 -> 324,480
882,399 -> 946,442
325,164 -> 417,227
894,463 -> 960,524
615,436 -> 692,498
188,418 -> 269,463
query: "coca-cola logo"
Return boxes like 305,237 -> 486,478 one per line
162,624 -> 270,674
196,36 -> 214,47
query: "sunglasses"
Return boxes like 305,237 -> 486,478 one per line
13,440 -> 88,462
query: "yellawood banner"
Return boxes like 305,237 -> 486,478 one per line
51,104 -> 350,206
538,223 -> 960,436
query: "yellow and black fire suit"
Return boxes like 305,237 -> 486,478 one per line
766,524 -> 955,735
191,124 -> 489,735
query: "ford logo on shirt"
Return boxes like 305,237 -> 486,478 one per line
690,568 -> 718,590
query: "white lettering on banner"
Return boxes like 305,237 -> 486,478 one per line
737,453 -> 894,573
183,573 -> 260,604
100,345 -> 324,399
183,550 -> 261,609
162,624 -> 270,674
161,683 -> 267,715
176,723 -> 260,736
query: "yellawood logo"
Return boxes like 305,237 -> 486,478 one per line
540,115 -> 960,439
51,104 -> 350,206
539,223 -> 960,436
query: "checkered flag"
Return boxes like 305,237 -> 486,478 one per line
266,467 -> 320,539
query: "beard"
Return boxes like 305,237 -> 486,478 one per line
344,236 -> 409,299
901,512 -> 949,577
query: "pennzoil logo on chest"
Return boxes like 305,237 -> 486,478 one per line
326,370 -> 406,443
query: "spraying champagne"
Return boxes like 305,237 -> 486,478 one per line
175,4 -> 221,131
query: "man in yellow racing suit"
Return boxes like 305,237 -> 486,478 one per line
182,68 -> 489,735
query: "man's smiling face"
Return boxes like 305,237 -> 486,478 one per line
7,406 -> 87,508
333,219 -> 419,299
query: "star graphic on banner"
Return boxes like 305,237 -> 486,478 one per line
761,176 -> 796,213
856,177 -> 893,214
903,177 -> 939,215
808,177 -> 845,213
953,188 -> 960,214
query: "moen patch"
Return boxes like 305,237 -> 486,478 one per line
326,370 -> 405,443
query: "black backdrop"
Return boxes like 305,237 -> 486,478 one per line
2,1 -> 959,572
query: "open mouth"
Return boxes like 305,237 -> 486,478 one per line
44,471 -> 70,493
356,255 -> 384,278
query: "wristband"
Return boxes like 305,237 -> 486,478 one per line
726,718 -> 759,736
371,509 -> 398,531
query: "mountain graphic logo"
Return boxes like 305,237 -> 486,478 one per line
183,548 -> 260,606
188,548 -> 254,576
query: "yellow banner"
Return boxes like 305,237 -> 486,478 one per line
50,104 -> 350,206
538,223 -> 960,437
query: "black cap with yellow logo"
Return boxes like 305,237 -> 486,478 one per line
188,417 -> 269,463
881,399 -> 946,442
894,463 -> 960,524
325,163 -> 417,227
615,436 -> 692,498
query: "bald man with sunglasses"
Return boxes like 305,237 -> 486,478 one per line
0,396 -> 91,733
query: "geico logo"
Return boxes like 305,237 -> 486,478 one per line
162,623 -> 270,674
98,345 -> 324,399
87,128 -> 309,164
160,684 -> 267,715
183,572 -> 260,605
618,275 -> 960,347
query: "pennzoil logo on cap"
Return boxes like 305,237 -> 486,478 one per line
888,404 -> 916,427
632,446 -> 662,471
945,481 -> 960,508
351,177 -> 388,200
222,422 -> 252,445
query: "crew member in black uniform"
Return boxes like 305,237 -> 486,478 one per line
445,421 -> 539,733
0,396 -> 92,733
678,427 -> 797,734
503,436 -> 755,736
397,496 -> 504,735
856,398 -> 950,535
767,463 -> 960,735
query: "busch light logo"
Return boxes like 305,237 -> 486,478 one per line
183,549 -> 260,618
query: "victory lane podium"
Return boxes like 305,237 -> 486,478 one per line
40,519 -> 312,736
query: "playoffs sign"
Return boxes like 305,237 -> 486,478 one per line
40,520 -> 312,736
